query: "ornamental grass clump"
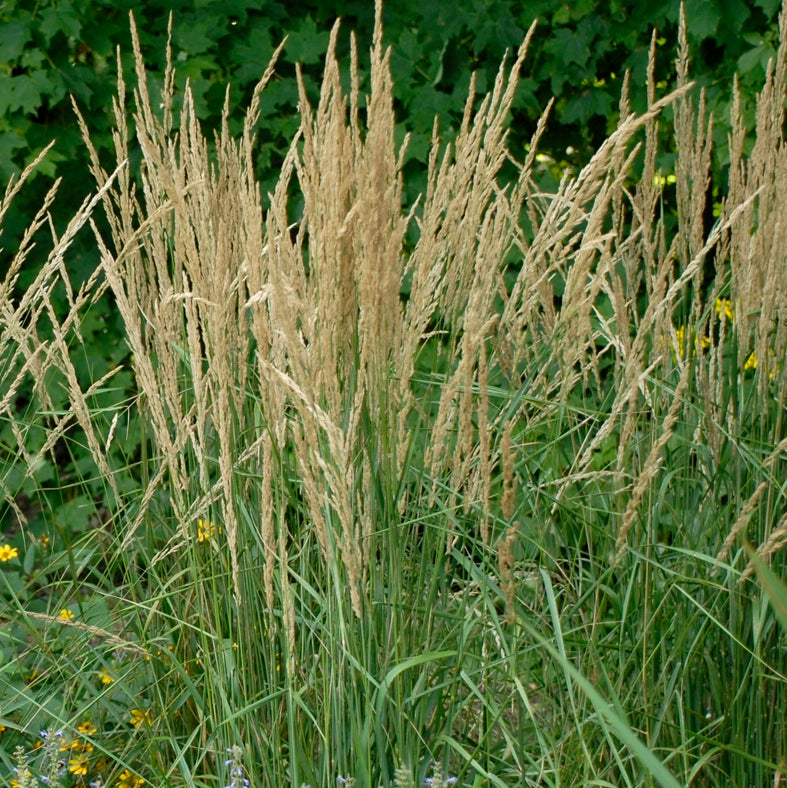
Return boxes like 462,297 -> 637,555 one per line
1,0 -> 786,785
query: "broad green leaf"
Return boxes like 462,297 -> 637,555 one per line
754,0 -> 781,16
0,79 -> 14,117
0,20 -> 31,61
684,0 -> 721,39
0,129 -> 24,178
229,29 -> 275,87
174,17 -> 220,56
286,16 -> 329,66
27,146 -> 66,179
544,28 -> 592,68
562,87 -> 614,124
5,73 -> 47,115
738,44 -> 768,75
20,49 -> 46,69
39,0 -> 82,44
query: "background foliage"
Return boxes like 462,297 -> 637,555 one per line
0,0 -> 784,213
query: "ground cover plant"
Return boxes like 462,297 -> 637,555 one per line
1,2 -> 786,786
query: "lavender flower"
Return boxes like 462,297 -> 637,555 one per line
224,745 -> 250,788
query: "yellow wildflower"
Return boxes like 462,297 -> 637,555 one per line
129,708 -> 152,727
98,668 -> 115,684
117,768 -> 146,787
11,769 -> 32,787
0,545 -> 18,561
59,609 -> 75,620
77,720 -> 97,736
69,752 -> 90,776
672,325 -> 708,361
715,298 -> 734,321
653,172 -> 676,188
744,348 -> 780,378
197,518 -> 222,543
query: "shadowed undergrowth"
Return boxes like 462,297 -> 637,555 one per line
1,2 -> 786,786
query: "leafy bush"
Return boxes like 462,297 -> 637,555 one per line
0,0 -> 783,214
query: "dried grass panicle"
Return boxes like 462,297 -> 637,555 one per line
0,146 -> 123,523
0,143 -> 58,303
498,524 -> 518,625
500,421 -> 517,523
25,611 -> 149,657
725,2 -> 787,387
261,433 -> 277,612
716,481 -> 769,568
673,4 -> 714,308
613,350 -> 691,565
72,11 -> 291,596
421,28 -> 537,505
19,0 -> 785,622
741,510 -> 787,584
259,7 -> 538,597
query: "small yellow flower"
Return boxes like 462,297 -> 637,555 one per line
59,609 -> 75,620
117,768 -> 146,787
69,752 -> 90,776
77,720 -> 97,736
671,325 -> 708,361
197,518 -> 222,543
743,348 -> 780,378
674,325 -> 687,359
715,298 -> 734,321
129,708 -> 152,727
0,544 -> 19,561
653,172 -> 676,188
98,668 -> 115,684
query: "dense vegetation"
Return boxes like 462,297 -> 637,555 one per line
1,1 -> 787,786
1,0 -> 784,210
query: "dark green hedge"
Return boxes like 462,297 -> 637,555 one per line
1,0 -> 782,215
